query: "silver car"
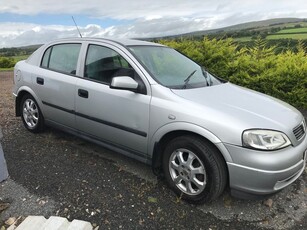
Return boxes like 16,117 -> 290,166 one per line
13,38 -> 307,203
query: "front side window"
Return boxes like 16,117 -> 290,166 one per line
129,46 -> 221,89
85,45 -> 136,84
41,43 -> 81,75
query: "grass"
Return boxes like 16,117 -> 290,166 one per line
12,55 -> 28,62
280,22 -> 307,28
0,68 -> 13,71
277,27 -> 307,34
233,32 -> 307,42
267,33 -> 307,40
233,26 -> 307,42
233,37 -> 252,42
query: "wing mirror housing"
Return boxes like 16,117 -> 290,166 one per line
110,76 -> 139,92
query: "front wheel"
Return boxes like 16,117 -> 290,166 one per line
20,94 -> 44,133
162,135 -> 227,203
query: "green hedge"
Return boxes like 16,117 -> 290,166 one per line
0,56 -> 15,68
160,38 -> 307,109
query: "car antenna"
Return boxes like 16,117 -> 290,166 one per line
72,16 -> 83,38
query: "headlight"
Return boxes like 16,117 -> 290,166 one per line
242,130 -> 291,150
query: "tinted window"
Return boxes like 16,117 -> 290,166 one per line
85,45 -> 135,84
129,46 -> 221,89
41,43 -> 81,75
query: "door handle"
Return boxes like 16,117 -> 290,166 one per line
78,89 -> 89,98
37,77 -> 44,85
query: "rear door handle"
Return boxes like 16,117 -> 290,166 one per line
37,77 -> 44,85
78,89 -> 89,98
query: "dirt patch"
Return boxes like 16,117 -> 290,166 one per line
0,72 -> 16,128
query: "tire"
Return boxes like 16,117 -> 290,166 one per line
162,135 -> 227,203
20,94 -> 44,133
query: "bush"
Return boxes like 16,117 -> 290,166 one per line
159,37 -> 307,109
0,57 -> 15,68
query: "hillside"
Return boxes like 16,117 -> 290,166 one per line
151,17 -> 307,40
0,44 -> 41,57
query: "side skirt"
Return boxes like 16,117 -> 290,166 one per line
44,119 -> 152,165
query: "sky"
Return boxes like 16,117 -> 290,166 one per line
0,0 -> 306,48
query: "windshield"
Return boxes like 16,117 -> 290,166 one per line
129,46 -> 221,89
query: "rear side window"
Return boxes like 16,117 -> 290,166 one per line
41,43 -> 81,75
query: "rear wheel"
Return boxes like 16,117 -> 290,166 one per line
20,94 -> 44,133
162,135 -> 227,203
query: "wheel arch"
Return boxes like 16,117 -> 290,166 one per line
149,122 -> 232,177
15,87 -> 43,117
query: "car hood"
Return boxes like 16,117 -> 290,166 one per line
171,83 -> 303,145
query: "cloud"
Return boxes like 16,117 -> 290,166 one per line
0,0 -> 214,19
2,0 -> 307,20
0,17 -> 220,47
0,0 -> 306,47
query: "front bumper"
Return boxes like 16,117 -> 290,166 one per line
223,134 -> 307,195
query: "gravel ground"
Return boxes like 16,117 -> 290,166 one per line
0,71 -> 306,229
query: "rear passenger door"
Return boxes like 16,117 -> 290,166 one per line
75,43 -> 150,157
34,43 -> 82,128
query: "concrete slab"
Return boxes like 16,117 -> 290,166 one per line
14,216 -> 93,230
15,216 -> 47,230
41,216 -> 69,230
67,219 -> 93,230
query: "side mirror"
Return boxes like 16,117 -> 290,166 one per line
110,76 -> 138,92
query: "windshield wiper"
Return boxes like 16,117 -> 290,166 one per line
202,69 -> 211,86
182,70 -> 197,89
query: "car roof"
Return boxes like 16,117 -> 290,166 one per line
26,37 -> 166,71
47,37 -> 164,47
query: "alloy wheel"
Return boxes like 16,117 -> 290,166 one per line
22,98 -> 39,129
169,148 -> 207,196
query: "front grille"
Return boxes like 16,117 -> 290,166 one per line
293,121 -> 306,140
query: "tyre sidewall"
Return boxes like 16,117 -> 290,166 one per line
162,136 -> 221,203
20,94 -> 44,133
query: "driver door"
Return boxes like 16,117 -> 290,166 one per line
75,43 -> 150,157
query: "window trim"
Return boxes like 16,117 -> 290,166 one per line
83,43 -> 147,95
41,46 -> 52,69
